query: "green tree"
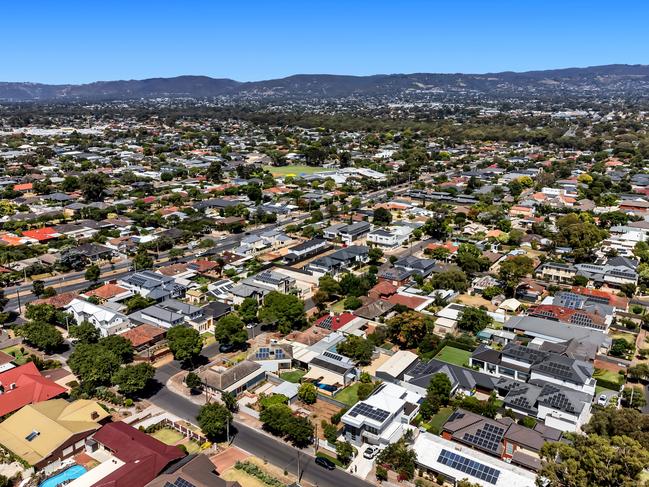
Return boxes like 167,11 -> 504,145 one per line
498,255 -> 534,295
68,343 -> 121,387
206,160 -> 223,182
32,280 -> 45,297
376,438 -> 417,480
167,326 -> 202,363
99,335 -> 133,363
386,311 -> 432,349
336,440 -> 355,465
373,207 -> 392,225
132,251 -> 154,270
420,373 -> 452,419
368,247 -> 384,264
197,402 -> 233,439
457,307 -> 493,334
430,269 -> 470,292
222,391 -> 239,412
185,371 -> 202,390
20,321 -> 63,352
357,382 -> 375,400
456,244 -> 489,275
336,335 -> 374,365
69,321 -> 100,344
297,383 -> 317,404
538,434 -> 649,487
215,314 -> 248,347
125,295 -> 155,314
238,297 -> 258,323
318,275 -> 341,300
112,363 -> 155,395
80,173 -> 108,202
84,264 -> 101,283
258,291 -> 306,334
343,295 -> 362,310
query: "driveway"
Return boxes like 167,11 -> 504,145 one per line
346,444 -> 376,480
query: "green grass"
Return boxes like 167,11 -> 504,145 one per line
184,440 -> 201,454
280,369 -> 307,383
262,165 -> 334,177
334,383 -> 361,406
425,407 -> 454,434
316,451 -> 345,468
150,428 -> 184,445
595,385 -> 619,397
2,345 -> 28,365
612,332 -> 636,345
434,346 -> 473,367
330,299 -> 346,313
594,368 -> 625,385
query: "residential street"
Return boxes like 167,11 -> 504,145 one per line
148,349 -> 373,487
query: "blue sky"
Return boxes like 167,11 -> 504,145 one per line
2,0 -> 648,83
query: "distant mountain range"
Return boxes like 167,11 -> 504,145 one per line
2,64 -> 649,102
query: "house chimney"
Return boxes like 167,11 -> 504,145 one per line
9,383 -> 16,390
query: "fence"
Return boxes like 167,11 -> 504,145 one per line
159,418 -> 208,444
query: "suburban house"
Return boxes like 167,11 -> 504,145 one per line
303,350 -> 358,390
67,298 -> 129,337
413,432 -> 537,487
323,221 -> 370,244
375,350 -> 420,383
342,382 -> 422,446
366,225 -> 412,249
87,421 -> 185,487
305,245 -> 369,276
283,238 -> 330,264
441,408 -> 563,472
129,299 -> 212,333
0,399 -> 109,469
228,270 -> 296,305
119,271 -> 186,302
0,362 -> 67,417
393,255 -> 438,277
145,454 -> 241,487
248,343 -> 293,373
196,360 -> 265,399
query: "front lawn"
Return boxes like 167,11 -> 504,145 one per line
150,428 -> 184,445
316,451 -> 345,468
2,345 -> 29,365
335,383 -> 361,406
280,369 -> 306,383
434,346 -> 473,367
594,368 -> 624,385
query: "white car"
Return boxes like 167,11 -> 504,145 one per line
597,394 -> 608,406
363,446 -> 380,459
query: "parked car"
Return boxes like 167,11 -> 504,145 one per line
597,394 -> 608,406
219,342 -> 237,353
363,446 -> 380,459
315,456 -> 336,470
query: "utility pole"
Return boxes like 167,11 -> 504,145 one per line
16,288 -> 21,315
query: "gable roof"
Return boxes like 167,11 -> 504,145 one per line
93,422 -> 185,487
0,362 -> 67,417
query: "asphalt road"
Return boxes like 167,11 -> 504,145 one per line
148,348 -> 372,487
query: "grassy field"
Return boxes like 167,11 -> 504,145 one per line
611,332 -> 636,344
330,299 -> 346,313
150,428 -> 184,445
2,345 -> 28,365
262,164 -> 334,177
434,346 -> 473,367
425,407 -> 454,434
335,383 -> 361,406
280,369 -> 306,383
184,440 -> 201,454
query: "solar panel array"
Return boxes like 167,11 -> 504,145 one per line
318,316 -> 333,330
463,423 -> 505,453
537,361 -> 573,380
437,449 -> 500,485
348,403 -> 390,423
323,350 -> 345,362
164,478 -> 197,487
256,347 -> 271,360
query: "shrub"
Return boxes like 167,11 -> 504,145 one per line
376,465 -> 388,481
234,461 -> 285,487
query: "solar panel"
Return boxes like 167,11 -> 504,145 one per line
318,316 -> 333,330
437,449 -> 500,485
348,403 -> 390,422
173,478 -> 197,487
323,350 -> 345,362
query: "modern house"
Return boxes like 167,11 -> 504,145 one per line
393,255 -> 438,277
196,360 -> 265,399
304,245 -> 369,276
366,225 -> 412,249
342,382 -> 422,446
283,238 -> 330,264
303,350 -> 358,390
323,221 -> 370,244
119,271 -> 186,302
67,298 -> 129,337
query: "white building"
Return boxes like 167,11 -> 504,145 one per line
66,298 -> 129,337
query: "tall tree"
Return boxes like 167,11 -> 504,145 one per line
167,325 -> 202,363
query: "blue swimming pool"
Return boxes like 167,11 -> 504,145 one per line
40,465 -> 87,487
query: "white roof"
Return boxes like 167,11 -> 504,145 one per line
67,298 -> 123,324
413,433 -> 537,487
376,350 -> 418,378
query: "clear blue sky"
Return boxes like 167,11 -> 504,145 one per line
3,0 -> 648,84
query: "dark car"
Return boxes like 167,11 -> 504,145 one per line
315,456 -> 336,470
219,342 -> 237,353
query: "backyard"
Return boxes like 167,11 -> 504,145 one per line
280,369 -> 306,383
434,346 -> 473,367
262,165 -> 334,177
1,345 -> 29,365
334,383 -> 361,406
421,407 -> 454,434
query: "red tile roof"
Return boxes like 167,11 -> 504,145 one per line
121,324 -> 166,348
369,281 -> 398,297
0,362 -> 67,416
315,312 -> 356,331
571,286 -> 629,309
84,283 -> 128,300
386,294 -> 428,310
92,422 -> 184,487
22,227 -> 60,242
13,183 -> 33,191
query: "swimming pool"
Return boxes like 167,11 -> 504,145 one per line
40,465 -> 87,487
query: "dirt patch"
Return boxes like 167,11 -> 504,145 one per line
298,399 -> 345,439
456,293 -> 497,311
210,446 -> 251,474
594,358 -> 625,374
